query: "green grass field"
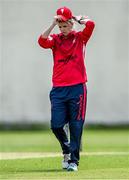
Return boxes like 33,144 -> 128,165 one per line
0,128 -> 129,179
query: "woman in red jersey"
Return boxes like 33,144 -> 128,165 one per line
38,7 -> 95,171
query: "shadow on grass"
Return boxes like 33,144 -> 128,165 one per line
46,169 -> 66,172
28,169 -> 65,173
1,168 -> 66,173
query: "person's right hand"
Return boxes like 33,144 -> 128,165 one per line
52,16 -> 61,26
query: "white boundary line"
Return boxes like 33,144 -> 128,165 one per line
0,152 -> 129,160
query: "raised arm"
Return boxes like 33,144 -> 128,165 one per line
74,15 -> 95,44
38,17 -> 57,49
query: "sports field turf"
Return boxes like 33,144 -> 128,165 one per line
0,128 -> 129,179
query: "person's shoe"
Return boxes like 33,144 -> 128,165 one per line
62,154 -> 70,169
67,163 -> 78,171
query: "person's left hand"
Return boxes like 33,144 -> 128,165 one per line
74,15 -> 89,24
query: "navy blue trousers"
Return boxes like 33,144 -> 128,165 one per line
49,83 -> 87,165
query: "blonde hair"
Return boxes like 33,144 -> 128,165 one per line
57,19 -> 75,30
67,18 -> 74,25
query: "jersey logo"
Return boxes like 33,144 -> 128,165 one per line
61,8 -> 64,14
58,54 -> 77,64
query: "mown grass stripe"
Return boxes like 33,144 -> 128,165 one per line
0,151 -> 129,160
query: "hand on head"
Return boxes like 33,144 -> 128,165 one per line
53,15 -> 67,26
73,15 -> 88,24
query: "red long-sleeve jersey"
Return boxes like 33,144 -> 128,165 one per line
38,20 -> 95,87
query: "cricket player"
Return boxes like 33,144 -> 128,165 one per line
38,7 -> 95,171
